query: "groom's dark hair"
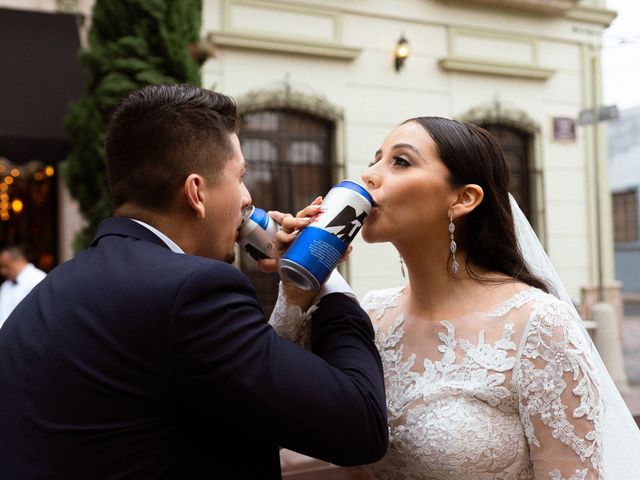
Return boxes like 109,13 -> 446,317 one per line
403,116 -> 550,293
105,84 -> 239,213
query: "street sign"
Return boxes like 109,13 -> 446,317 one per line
578,109 -> 595,125
552,116 -> 576,142
578,104 -> 619,125
597,104 -> 619,122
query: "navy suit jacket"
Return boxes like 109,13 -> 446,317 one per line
0,217 -> 387,479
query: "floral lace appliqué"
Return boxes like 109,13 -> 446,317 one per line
366,287 -> 603,480
268,285 -> 604,480
516,299 -> 603,477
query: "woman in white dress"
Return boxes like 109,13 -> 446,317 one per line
271,117 -> 640,479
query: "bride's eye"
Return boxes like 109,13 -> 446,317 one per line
393,156 -> 410,167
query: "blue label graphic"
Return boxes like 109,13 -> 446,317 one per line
281,226 -> 346,286
250,207 -> 270,230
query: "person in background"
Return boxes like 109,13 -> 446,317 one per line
0,246 -> 46,328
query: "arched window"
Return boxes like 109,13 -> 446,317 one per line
239,109 -> 335,314
480,124 -> 534,222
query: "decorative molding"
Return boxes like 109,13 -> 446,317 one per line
443,0 -> 577,15
440,28 -> 554,80
212,0 -> 361,61
56,0 -> 79,13
457,100 -> 541,134
222,0 -> 341,42
443,0 -> 616,26
236,86 -> 344,121
438,57 -> 555,80
208,31 -> 361,60
565,5 -> 617,27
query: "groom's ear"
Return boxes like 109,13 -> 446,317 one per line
183,173 -> 206,219
452,184 -> 484,217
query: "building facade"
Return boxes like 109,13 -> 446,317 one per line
0,0 -> 619,312
609,106 -> 640,300
200,0 -> 617,310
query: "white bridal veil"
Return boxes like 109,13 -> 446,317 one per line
509,194 -> 640,478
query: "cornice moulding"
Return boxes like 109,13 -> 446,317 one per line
207,31 -> 361,61
443,0 -> 616,26
564,5 -> 617,27
438,56 -> 555,80
443,0 -> 577,15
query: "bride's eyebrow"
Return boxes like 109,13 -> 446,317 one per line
392,143 -> 425,161
375,143 -> 424,160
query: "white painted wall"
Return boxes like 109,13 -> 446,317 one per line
1,0 -> 612,297
202,0 -> 612,299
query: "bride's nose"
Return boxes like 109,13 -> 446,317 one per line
361,167 -> 380,190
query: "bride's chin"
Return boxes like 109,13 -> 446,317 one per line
362,227 -> 383,244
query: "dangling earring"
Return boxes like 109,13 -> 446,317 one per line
449,212 -> 459,274
399,256 -> 406,279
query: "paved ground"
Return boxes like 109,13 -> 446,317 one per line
623,315 -> 640,385
622,314 -> 640,423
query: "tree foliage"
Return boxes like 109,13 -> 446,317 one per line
63,0 -> 202,250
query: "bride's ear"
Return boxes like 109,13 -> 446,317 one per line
451,184 -> 484,218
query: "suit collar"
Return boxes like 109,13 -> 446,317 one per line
91,217 -> 170,250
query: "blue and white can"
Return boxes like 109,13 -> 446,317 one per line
279,180 -> 372,291
237,206 -> 279,260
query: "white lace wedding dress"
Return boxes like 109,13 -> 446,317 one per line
271,285 -> 604,480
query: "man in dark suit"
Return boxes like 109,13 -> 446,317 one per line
0,84 -> 387,478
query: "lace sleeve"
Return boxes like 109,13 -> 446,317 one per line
268,282 -> 318,348
515,297 -> 604,480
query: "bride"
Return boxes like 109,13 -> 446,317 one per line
269,116 -> 640,479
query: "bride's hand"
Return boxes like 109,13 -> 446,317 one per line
255,197 -> 323,274
256,196 -> 354,273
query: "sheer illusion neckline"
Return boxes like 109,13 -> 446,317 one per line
382,285 -> 541,323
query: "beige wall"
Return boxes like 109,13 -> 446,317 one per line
2,0 -> 616,296
202,0 -> 616,300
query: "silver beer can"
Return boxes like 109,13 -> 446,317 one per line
237,206 -> 279,260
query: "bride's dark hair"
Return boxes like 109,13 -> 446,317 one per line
404,116 -> 549,292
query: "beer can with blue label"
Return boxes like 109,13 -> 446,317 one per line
237,206 -> 279,260
279,180 -> 372,291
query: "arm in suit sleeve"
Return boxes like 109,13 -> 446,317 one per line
170,262 -> 388,465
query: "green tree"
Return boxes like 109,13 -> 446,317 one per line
63,0 -> 202,250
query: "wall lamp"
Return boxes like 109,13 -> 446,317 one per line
394,35 -> 410,72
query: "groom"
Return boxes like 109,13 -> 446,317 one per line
0,84 -> 388,478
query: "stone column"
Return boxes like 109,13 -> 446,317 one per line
592,302 -> 629,391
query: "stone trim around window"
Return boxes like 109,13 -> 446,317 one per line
457,100 -> 541,134
235,87 -> 344,122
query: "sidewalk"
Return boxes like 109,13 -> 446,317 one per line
281,450 -> 370,480
622,314 -> 640,423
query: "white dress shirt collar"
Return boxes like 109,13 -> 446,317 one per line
130,219 -> 184,254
